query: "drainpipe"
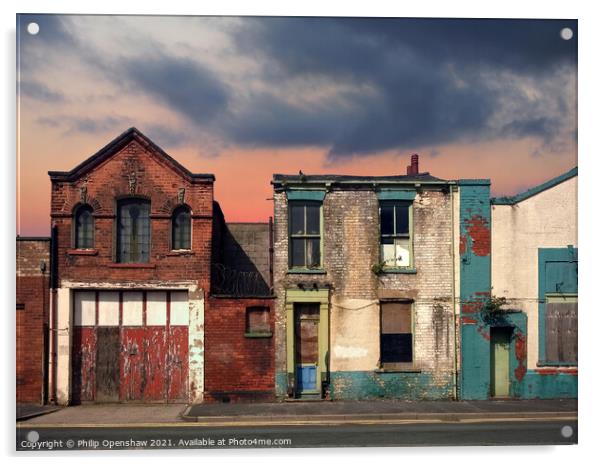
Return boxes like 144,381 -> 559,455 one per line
49,225 -> 58,404
268,216 -> 274,292
450,184 -> 459,401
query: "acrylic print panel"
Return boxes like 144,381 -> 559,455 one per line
16,14 -> 577,450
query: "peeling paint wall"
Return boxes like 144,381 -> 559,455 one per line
54,282 -> 204,405
491,176 -> 577,369
273,186 -> 456,399
458,180 -> 492,400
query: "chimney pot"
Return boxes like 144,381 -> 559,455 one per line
406,153 -> 419,175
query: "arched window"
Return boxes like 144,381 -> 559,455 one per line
172,206 -> 191,250
117,198 -> 151,263
74,205 -> 94,249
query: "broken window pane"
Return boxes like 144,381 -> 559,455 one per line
381,240 -> 396,267
395,204 -> 409,235
394,238 -> 411,267
380,205 -> 394,235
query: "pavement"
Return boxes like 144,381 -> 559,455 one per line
20,403 -> 188,425
183,398 -> 577,425
17,398 -> 577,427
17,404 -> 62,421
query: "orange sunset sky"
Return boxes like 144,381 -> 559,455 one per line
17,15 -> 577,236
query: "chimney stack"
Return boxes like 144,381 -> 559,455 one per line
406,153 -> 419,175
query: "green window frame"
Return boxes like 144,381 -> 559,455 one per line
379,201 -> 413,269
288,201 -> 322,270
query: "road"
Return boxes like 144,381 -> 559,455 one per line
17,419 -> 577,449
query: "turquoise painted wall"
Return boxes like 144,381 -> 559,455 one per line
275,371 -> 288,398
522,371 -> 577,399
458,180 -> 492,400
329,371 -> 454,400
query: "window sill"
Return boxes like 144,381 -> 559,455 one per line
67,249 -> 98,256
108,263 -> 156,269
244,332 -> 273,338
287,269 -> 326,275
167,250 -> 195,256
381,267 -> 417,274
374,367 -> 421,374
537,361 -> 578,368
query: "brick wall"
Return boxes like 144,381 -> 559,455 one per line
50,138 -> 214,290
272,186 -> 456,398
204,297 -> 275,402
16,238 -> 50,404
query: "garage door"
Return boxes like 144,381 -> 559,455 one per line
71,290 -> 189,403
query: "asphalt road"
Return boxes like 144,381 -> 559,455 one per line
17,420 -> 577,450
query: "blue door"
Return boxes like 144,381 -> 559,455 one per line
297,364 -> 317,391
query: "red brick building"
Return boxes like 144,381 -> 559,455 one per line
45,127 -> 274,405
16,238 -> 51,404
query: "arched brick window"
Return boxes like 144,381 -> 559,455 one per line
74,205 -> 94,249
117,198 -> 150,263
171,206 -> 191,250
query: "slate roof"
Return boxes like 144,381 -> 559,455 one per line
272,172 -> 448,185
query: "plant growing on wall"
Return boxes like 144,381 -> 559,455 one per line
480,296 -> 509,325
371,261 -> 387,275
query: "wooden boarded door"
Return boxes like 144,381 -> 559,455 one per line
96,327 -> 120,402
294,303 -> 320,395
490,327 -> 511,398
73,290 -> 189,403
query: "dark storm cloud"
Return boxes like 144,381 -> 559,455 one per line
225,17 -> 577,157
20,81 -> 65,103
122,54 -> 229,125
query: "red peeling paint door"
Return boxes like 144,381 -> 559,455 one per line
72,290 -> 189,403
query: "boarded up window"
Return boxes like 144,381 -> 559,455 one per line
246,306 -> 271,333
380,302 -> 413,366
545,296 -> 577,364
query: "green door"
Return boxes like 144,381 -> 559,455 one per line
490,328 -> 511,397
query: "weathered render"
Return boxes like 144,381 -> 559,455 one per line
272,159 -> 459,400
489,168 -> 577,398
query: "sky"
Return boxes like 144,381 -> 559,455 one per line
16,15 -> 577,236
